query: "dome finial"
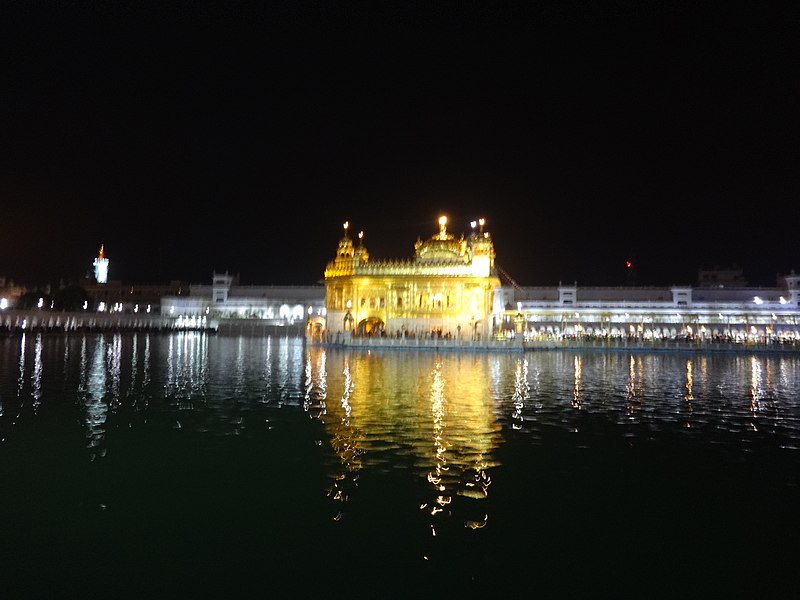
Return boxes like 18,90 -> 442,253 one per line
437,215 -> 448,240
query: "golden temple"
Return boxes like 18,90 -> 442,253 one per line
315,216 -> 500,343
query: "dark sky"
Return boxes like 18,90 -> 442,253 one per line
2,1 -> 799,288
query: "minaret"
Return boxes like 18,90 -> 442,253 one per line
93,244 -> 109,284
469,218 -> 494,277
354,229 -> 369,264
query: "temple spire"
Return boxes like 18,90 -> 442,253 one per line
438,215 -> 448,240
93,244 -> 109,283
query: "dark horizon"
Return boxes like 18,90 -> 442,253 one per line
2,3 -> 798,289
6,226 -> 796,292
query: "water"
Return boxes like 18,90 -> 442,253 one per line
1,332 -> 798,598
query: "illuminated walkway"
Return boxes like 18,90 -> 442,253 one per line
319,333 -> 800,354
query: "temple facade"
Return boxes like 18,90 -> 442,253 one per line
316,216 -> 500,342
312,216 -> 800,349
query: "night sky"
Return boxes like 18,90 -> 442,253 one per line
2,2 -> 799,288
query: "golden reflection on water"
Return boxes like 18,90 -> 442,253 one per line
685,359 -> 694,402
683,358 -> 695,428
305,348 -> 503,533
571,355 -> 583,409
426,358 -> 459,534
325,356 -> 363,516
303,342 -> 327,415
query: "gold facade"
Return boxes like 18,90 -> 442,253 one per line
322,217 -> 500,341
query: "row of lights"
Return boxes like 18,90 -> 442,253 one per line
0,298 -> 154,312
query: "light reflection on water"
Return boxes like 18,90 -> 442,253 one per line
307,348 -> 503,555
1,333 -> 798,476
82,334 -> 108,456
0,332 -> 799,596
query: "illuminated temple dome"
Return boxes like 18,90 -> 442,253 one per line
318,216 -> 500,340
413,215 -> 467,263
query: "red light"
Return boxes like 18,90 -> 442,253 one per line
626,261 -> 632,268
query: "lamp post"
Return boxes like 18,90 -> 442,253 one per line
344,299 -> 353,332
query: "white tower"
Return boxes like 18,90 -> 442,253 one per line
212,271 -> 234,303
93,245 -> 109,284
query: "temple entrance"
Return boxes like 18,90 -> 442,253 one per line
357,317 -> 385,337
343,310 -> 354,331
305,316 -> 326,342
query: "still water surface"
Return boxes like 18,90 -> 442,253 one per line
1,332 -> 798,598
